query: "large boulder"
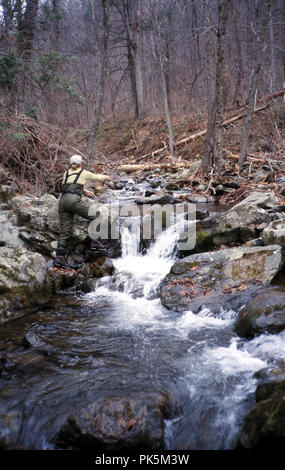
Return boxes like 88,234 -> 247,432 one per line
215,191 -> 277,231
0,245 -> 52,324
9,194 -> 61,254
192,219 -> 241,254
238,373 -> 285,449
54,391 -> 172,450
160,245 -> 283,313
234,287 -> 285,338
186,191 -> 278,254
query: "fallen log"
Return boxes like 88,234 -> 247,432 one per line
120,103 -> 270,171
226,88 -> 285,116
261,88 -> 285,102
227,153 -> 265,163
117,151 -> 267,172
175,103 -> 269,147
117,161 -> 193,172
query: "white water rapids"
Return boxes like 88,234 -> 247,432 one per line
84,217 -> 285,449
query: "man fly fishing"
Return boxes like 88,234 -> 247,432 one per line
54,154 -> 111,268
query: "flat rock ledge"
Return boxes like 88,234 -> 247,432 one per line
160,245 -> 283,314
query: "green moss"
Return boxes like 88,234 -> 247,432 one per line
212,230 -> 240,246
231,254 -> 266,280
0,249 -> 52,322
186,261 -> 199,269
0,262 -> 21,283
3,279 -> 51,304
195,228 -> 212,249
250,307 -> 263,317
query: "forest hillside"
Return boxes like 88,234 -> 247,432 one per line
0,0 -> 284,195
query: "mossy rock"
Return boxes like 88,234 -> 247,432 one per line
238,377 -> 285,449
234,288 -> 285,338
0,245 -> 51,323
160,245 -> 283,313
54,390 -> 172,450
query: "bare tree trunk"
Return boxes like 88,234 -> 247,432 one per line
111,0 -> 145,119
202,0 -> 230,175
191,0 -> 202,107
200,0 -> 216,111
163,7 -> 173,112
52,0 -> 61,51
281,0 -> 285,84
238,64 -> 261,167
134,0 -> 145,118
45,0 -> 63,124
17,0 -> 39,59
126,34 -> 139,119
238,1 -> 269,168
268,1 -> 276,92
151,5 -> 174,157
277,0 -> 285,86
122,0 -> 140,119
16,0 -> 39,113
86,0 -> 110,159
0,0 -> 19,112
232,6 -> 243,108
1,0 -> 14,46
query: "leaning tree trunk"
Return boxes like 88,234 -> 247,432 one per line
134,0 -> 145,119
151,5 -> 175,157
1,0 -> 14,46
111,0 -> 145,119
238,0 -> 270,168
86,0 -> 110,159
125,0 -> 145,119
202,0 -> 230,176
14,0 -> 39,113
238,62 -> 262,168
127,37 -> 140,120
17,0 -> 39,60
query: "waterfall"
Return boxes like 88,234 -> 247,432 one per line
120,217 -> 141,258
86,215 -> 186,330
112,216 -> 184,299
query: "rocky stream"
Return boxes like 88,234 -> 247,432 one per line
1,167 -> 285,451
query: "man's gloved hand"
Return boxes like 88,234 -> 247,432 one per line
83,189 -> 95,198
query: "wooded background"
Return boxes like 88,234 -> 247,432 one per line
0,0 -> 284,172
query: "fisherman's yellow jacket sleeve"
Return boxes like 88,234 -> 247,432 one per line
62,169 -> 108,184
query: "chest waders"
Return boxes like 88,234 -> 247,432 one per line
61,168 -> 84,197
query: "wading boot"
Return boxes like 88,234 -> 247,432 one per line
54,248 -> 81,269
90,240 -> 105,250
54,256 -> 82,269
54,255 -> 72,268
89,240 -> 108,257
